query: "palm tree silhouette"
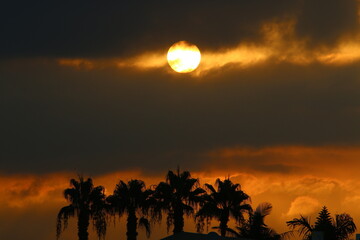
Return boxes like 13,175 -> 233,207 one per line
287,206 -> 356,240
106,179 -> 152,240
196,178 -> 252,237
56,176 -> 107,240
152,168 -> 205,234
237,202 -> 292,240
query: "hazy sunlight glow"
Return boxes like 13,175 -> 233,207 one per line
167,41 -> 201,73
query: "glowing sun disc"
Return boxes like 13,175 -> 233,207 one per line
167,41 -> 201,73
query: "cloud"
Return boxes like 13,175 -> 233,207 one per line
295,0 -> 360,47
56,20 -> 360,74
202,146 -> 360,180
286,196 -> 321,217
2,57 -> 360,174
0,173 -> 74,208
58,59 -> 95,70
0,171 -> 164,209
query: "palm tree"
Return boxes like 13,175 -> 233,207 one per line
196,178 -> 252,237
287,206 -> 356,240
56,176 -> 107,240
237,202 -> 291,240
152,168 -> 206,234
106,179 -> 152,240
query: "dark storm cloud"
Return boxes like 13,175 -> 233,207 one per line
1,60 -> 360,174
1,0 -> 358,58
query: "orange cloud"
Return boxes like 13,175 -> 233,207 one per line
0,170 -> 166,209
3,145 -> 360,239
203,145 -> 360,179
317,39 -> 360,65
0,173 -> 71,208
286,196 -> 321,217
2,146 -> 360,208
57,20 -> 360,75
58,58 -> 95,70
117,52 -> 168,69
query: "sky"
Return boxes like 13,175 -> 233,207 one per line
2,0 -> 360,239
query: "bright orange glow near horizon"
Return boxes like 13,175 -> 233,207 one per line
2,145 -> 360,240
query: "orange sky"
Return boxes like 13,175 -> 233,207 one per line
2,146 -> 360,239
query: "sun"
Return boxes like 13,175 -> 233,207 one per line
167,41 -> 201,73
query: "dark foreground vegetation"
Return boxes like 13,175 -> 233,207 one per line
56,169 -> 356,240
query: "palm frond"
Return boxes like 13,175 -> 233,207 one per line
138,217 -> 151,238
335,213 -> 357,240
205,183 -> 217,194
92,211 -> 107,240
211,226 -> 239,237
256,202 -> 273,217
64,188 -> 78,203
287,215 -> 313,237
278,230 -> 295,240
56,205 -> 75,239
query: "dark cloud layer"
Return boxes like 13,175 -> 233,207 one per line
2,0 -> 360,174
1,0 -> 358,58
1,60 -> 360,174
296,0 -> 359,47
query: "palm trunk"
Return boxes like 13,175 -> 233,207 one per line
126,208 -> 138,240
173,206 -> 184,234
219,211 -> 229,237
77,209 -> 90,240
